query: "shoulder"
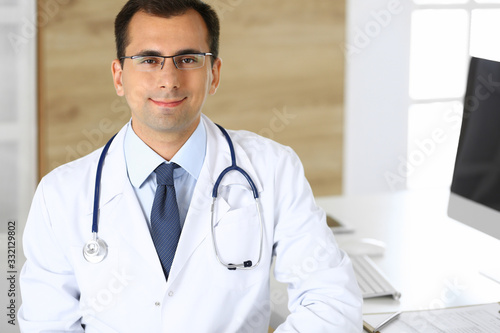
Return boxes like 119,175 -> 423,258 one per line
223,129 -> 306,184
203,114 -> 304,175
39,148 -> 102,197
40,126 -> 126,192
226,129 -> 297,160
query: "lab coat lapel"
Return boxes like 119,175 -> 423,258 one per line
167,115 -> 263,283
167,117 -> 220,283
96,126 -> 165,279
115,183 -> 166,277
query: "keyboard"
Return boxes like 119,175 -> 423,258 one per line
351,255 -> 401,299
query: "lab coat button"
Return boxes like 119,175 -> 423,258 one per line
155,302 -> 160,306
168,291 -> 174,297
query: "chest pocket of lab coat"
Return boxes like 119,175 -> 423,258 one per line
210,185 -> 266,289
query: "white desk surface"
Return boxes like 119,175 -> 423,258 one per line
270,188 -> 500,327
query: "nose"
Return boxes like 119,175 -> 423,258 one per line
157,57 -> 180,90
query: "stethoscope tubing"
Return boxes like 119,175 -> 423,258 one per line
212,124 -> 259,199
91,133 -> 117,233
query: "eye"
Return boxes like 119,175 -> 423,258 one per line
136,56 -> 161,65
174,55 -> 205,69
178,55 -> 199,64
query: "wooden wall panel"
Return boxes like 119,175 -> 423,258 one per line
39,0 -> 345,196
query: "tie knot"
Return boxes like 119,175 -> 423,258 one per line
154,163 -> 179,186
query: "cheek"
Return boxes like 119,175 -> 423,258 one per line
122,75 -> 150,103
195,74 -> 213,98
190,67 -> 212,91
180,79 -> 204,102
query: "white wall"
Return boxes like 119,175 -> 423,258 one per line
343,0 -> 413,194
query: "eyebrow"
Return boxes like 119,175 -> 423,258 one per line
135,48 -> 205,57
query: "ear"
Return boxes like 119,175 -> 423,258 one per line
209,57 -> 222,95
111,59 -> 124,96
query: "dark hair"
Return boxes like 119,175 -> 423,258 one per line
114,0 -> 220,64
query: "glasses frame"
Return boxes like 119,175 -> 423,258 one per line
120,52 -> 213,71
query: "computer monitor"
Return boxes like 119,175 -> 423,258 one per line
448,56 -> 500,282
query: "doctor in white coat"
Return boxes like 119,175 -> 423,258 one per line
19,0 -> 362,332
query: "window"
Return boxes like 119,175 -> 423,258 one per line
407,1 -> 500,189
0,1 -> 36,244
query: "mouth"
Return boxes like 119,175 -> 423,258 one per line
150,97 -> 187,108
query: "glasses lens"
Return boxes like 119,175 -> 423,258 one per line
173,54 -> 206,69
131,56 -> 163,72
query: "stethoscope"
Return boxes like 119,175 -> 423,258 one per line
210,124 -> 263,270
83,125 -> 263,271
82,132 -> 116,263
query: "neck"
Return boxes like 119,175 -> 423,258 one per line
131,119 -> 200,161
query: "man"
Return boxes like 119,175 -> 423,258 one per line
19,0 -> 362,332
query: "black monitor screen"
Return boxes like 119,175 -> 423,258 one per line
451,57 -> 500,212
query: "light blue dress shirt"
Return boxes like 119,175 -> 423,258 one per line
123,120 -> 207,228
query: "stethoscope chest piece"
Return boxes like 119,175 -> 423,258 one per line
83,235 -> 108,263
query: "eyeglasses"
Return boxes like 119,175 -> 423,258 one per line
120,52 -> 213,71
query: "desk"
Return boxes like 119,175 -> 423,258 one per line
269,189 -> 500,328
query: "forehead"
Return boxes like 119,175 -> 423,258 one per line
126,9 -> 209,54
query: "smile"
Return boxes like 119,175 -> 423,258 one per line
150,97 -> 187,108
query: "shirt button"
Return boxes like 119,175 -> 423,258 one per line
168,291 -> 174,297
155,302 -> 160,306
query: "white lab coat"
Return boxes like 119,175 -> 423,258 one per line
19,115 -> 362,332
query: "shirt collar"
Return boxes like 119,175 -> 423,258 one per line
124,119 -> 207,188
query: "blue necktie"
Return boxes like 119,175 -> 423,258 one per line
151,163 -> 181,280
